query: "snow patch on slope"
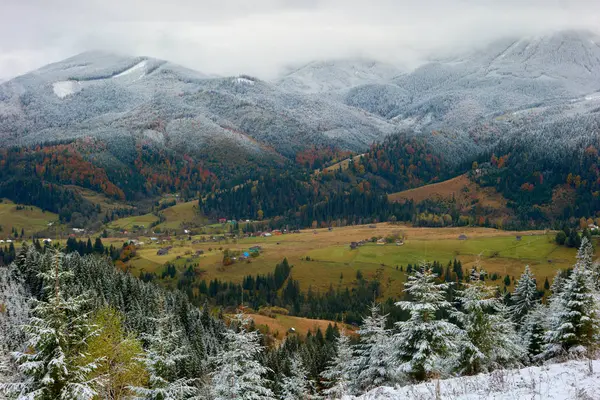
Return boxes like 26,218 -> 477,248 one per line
52,81 -> 82,98
352,360 -> 600,400
114,60 -> 147,80
234,77 -> 255,85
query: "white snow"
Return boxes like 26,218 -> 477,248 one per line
234,77 -> 255,85
52,80 -> 82,98
113,60 -> 147,80
351,360 -> 600,400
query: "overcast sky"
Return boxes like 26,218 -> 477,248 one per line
1,0 -> 599,80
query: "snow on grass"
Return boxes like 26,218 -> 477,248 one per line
351,360 -> 600,399
52,80 -> 82,98
113,60 -> 147,80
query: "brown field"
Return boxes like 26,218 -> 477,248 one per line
245,313 -> 347,339
388,174 -> 510,215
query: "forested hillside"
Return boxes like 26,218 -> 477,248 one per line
2,31 -> 600,230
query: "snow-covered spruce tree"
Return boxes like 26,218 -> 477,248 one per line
540,259 -> 600,361
520,303 -> 548,361
321,329 -> 354,399
352,303 -> 393,393
210,312 -> 274,400
510,265 -> 538,326
393,264 -> 463,382
130,299 -> 199,400
280,353 -> 314,400
0,263 -> 30,388
0,250 -> 100,400
452,269 -> 523,374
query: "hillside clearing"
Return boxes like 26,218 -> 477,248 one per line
245,313 -> 345,339
388,174 -> 511,217
0,199 -> 58,237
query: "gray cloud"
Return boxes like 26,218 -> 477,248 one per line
1,0 -> 599,80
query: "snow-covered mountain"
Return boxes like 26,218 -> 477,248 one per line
0,52 -> 395,159
276,58 -> 404,94
2,30 -> 600,168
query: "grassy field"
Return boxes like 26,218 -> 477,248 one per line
108,214 -> 160,231
124,224 -> 579,298
155,200 -> 206,230
245,313 -> 345,339
388,174 -> 511,219
108,200 -> 206,232
0,199 -> 59,237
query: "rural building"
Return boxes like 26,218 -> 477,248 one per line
350,242 -> 358,250
377,238 -> 386,245
218,218 -> 227,223
516,235 -> 522,241
458,234 -> 468,240
249,246 -> 262,253
369,224 -> 377,228
157,248 -> 169,256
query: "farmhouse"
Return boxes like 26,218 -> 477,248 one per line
516,235 -> 522,241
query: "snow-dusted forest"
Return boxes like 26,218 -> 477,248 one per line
1,238 -> 599,399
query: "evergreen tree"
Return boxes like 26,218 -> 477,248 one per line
1,251 -> 100,399
540,259 -> 600,360
210,313 -> 274,400
0,263 -> 29,389
393,265 -> 463,381
130,299 -> 199,400
321,330 -> 354,399
352,303 -> 393,393
510,265 -> 538,326
452,269 -> 523,374
519,303 -> 547,361
93,237 -> 105,254
280,354 -> 313,400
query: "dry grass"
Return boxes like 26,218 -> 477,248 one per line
245,313 -> 345,339
388,174 -> 510,217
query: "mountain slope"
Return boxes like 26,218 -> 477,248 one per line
0,52 -> 396,157
276,58 -> 404,94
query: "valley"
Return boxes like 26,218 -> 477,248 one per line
2,23 -> 600,400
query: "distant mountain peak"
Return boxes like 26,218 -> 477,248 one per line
275,57 -> 405,93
